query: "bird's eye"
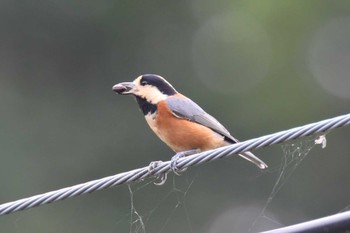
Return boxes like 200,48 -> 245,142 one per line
141,80 -> 148,86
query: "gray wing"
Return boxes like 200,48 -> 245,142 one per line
165,97 -> 237,143
166,97 -> 268,169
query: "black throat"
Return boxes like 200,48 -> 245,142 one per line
135,96 -> 157,115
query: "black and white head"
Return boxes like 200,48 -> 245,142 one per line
113,74 -> 178,114
113,74 -> 177,103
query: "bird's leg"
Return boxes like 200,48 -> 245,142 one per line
148,149 -> 200,184
148,161 -> 168,185
171,149 -> 200,176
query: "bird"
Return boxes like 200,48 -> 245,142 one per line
112,74 -> 268,172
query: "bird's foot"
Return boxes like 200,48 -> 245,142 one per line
148,161 -> 168,185
171,149 -> 200,176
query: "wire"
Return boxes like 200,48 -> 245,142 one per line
262,209 -> 350,233
0,113 -> 350,216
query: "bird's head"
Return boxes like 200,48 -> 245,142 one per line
113,74 -> 177,104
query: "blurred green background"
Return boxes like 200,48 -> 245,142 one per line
1,0 -> 350,232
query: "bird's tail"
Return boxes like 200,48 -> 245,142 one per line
238,151 -> 268,169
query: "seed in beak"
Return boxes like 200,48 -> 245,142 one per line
112,84 -> 127,94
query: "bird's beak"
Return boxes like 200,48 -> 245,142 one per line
112,82 -> 136,95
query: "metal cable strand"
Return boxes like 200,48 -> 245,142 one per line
1,113 -> 350,216
262,209 -> 350,233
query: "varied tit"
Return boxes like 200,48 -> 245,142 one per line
112,74 -> 267,171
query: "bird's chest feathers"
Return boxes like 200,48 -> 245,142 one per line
144,101 -> 172,140
144,101 -> 180,145
144,101 -> 225,152
145,111 -> 158,133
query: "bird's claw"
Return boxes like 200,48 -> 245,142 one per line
171,149 -> 200,176
171,153 -> 187,176
148,149 -> 200,184
148,160 -> 162,174
148,160 -> 168,185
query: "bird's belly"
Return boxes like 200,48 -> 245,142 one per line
145,111 -> 226,153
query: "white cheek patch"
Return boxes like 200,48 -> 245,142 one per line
137,85 -> 168,104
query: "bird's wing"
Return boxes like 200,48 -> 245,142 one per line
166,97 -> 268,169
165,97 -> 237,142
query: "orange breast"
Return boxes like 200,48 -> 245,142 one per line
149,100 -> 226,152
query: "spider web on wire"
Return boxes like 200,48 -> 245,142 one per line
116,174 -> 197,233
116,134 -> 327,233
248,134 -> 326,232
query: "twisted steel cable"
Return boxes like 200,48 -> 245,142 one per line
1,113 -> 350,216
263,209 -> 350,233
